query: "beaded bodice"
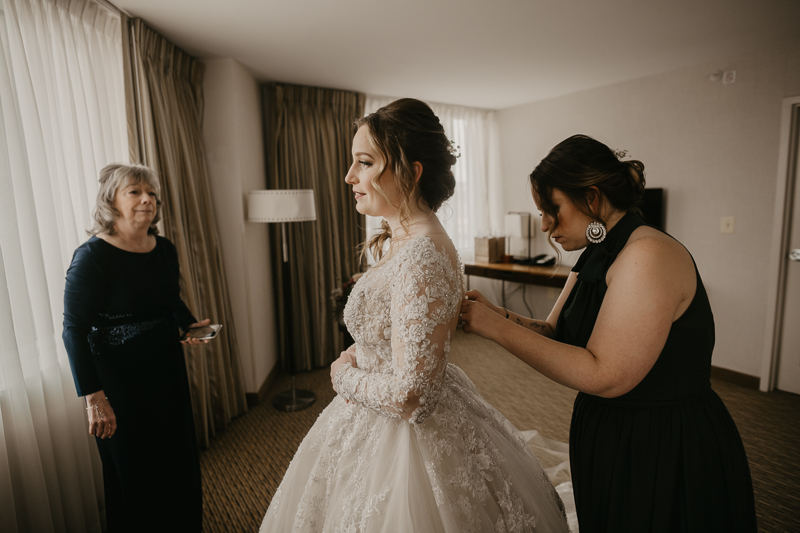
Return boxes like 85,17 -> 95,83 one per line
335,235 -> 464,424
266,234 -> 570,532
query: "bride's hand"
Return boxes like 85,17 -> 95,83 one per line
462,290 -> 504,317
460,298 -> 506,340
330,350 -> 357,394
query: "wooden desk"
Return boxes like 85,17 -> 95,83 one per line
465,262 -> 571,306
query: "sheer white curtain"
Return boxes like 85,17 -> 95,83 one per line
364,96 -> 503,262
0,0 -> 127,530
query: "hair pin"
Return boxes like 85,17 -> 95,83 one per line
449,139 -> 462,159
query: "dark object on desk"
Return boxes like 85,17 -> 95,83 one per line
518,254 -> 556,267
640,188 -> 664,230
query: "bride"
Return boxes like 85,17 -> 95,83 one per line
260,99 -> 569,532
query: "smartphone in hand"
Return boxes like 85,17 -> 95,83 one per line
181,324 -> 222,341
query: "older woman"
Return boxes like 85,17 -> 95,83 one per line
460,135 -> 756,532
63,163 -> 206,532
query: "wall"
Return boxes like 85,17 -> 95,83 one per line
496,41 -> 800,378
202,58 -> 278,394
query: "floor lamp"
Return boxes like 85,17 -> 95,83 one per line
247,189 -> 317,412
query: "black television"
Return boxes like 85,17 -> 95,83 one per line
639,188 -> 664,230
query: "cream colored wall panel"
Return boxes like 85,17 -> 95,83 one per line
203,58 -> 277,393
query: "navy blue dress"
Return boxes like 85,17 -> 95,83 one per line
556,213 -> 756,532
63,236 -> 202,532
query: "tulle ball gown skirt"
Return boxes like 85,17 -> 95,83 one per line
260,364 -> 569,532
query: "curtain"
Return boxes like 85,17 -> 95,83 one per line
0,0 -> 127,530
124,17 -> 246,448
263,83 -> 365,371
364,96 -> 504,262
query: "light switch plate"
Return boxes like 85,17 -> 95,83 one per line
720,216 -> 735,234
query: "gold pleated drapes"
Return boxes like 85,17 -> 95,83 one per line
263,84 -> 365,371
123,16 -> 247,447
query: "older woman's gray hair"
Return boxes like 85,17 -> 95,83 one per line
90,163 -> 162,236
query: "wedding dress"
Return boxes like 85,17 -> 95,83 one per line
260,235 -> 570,533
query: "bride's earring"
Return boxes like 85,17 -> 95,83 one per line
586,221 -> 607,244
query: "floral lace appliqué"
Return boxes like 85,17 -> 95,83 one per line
261,235 -> 568,533
335,236 -> 463,425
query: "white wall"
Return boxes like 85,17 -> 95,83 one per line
497,41 -> 800,378
202,58 -> 278,393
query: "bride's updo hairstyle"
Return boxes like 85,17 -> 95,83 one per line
355,98 -> 457,261
530,134 -> 646,246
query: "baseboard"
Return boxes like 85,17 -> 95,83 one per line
245,364 -> 279,408
711,365 -> 760,390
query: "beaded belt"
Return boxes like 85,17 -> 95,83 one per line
88,316 -> 170,354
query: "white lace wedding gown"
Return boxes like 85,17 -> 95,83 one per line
260,235 -> 569,533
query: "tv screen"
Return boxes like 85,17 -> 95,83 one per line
639,188 -> 664,230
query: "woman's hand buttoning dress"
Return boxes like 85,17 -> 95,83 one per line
63,164 -> 204,533
260,99 -> 570,532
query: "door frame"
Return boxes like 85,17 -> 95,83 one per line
761,95 -> 800,392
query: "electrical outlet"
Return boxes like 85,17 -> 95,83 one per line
720,216 -> 735,234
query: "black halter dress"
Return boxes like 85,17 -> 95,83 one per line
556,212 -> 756,532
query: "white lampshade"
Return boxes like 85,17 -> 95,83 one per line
504,212 -> 530,238
248,190 -> 317,222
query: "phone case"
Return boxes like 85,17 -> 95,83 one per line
182,324 -> 222,341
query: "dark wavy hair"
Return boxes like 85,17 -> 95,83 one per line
355,98 -> 457,261
530,134 -> 645,251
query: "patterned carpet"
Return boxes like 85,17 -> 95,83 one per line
200,331 -> 800,532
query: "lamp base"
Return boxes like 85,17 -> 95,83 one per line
272,389 -> 316,411
272,375 -> 316,412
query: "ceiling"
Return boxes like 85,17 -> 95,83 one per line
113,0 -> 800,110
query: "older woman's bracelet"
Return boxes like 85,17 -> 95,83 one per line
85,396 -> 108,419
503,307 -> 509,319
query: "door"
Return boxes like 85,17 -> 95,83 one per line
777,102 -> 800,394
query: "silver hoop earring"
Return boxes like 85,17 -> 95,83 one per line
586,221 -> 607,244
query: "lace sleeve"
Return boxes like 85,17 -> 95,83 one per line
334,239 -> 462,425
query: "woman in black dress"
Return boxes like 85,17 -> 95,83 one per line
460,135 -> 756,532
63,163 -> 206,532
